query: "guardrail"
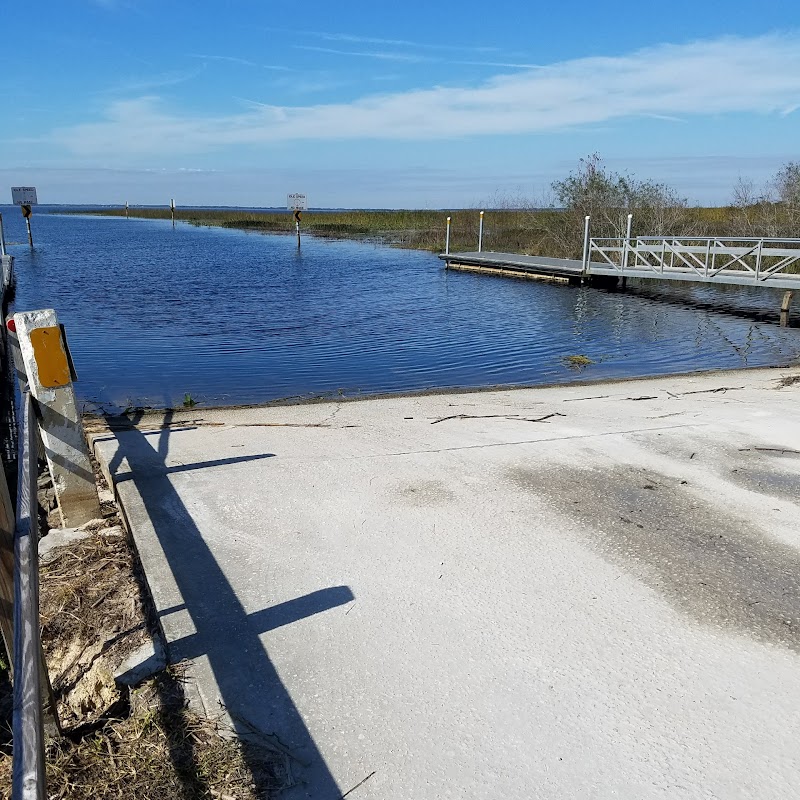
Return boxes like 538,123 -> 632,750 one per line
1,308 -> 99,800
12,392 -> 48,800
586,236 -> 800,284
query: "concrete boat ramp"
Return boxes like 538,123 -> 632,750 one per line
88,368 -> 800,799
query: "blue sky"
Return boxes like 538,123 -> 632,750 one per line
1,0 -> 799,207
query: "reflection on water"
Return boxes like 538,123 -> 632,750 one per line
4,208 -> 800,411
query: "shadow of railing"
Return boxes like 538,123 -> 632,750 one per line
104,410 -> 352,798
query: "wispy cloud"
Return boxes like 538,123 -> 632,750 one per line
52,34 -> 800,157
189,54 -> 258,67
98,66 -> 205,95
189,54 -> 291,71
265,26 -> 497,54
453,60 -> 542,70
294,45 -> 430,63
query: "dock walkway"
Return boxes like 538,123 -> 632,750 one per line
442,240 -> 800,292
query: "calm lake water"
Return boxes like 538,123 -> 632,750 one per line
4,207 -> 800,411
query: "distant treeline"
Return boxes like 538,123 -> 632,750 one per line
73,155 -> 800,258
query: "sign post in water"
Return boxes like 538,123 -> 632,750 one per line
11,186 -> 37,248
288,194 -> 307,248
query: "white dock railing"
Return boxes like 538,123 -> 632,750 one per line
587,236 -> 800,284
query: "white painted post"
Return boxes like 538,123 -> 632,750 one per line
581,215 -> 591,275
445,216 -> 451,255
755,238 -> 763,281
478,210 -> 484,253
623,213 -> 633,269
1,255 -> 13,298
12,310 -> 100,527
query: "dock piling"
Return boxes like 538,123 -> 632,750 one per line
781,290 -> 793,327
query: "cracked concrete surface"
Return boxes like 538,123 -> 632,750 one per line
89,366 -> 800,799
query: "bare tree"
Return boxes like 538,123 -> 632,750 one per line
550,154 -> 695,257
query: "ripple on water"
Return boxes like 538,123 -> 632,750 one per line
6,209 -> 800,410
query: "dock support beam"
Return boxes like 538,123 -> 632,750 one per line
781,290 -> 793,327
12,309 -> 100,527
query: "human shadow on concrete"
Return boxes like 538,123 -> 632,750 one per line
104,410 -> 352,798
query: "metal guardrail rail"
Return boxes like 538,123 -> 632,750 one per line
586,236 -> 800,286
12,392 -> 47,800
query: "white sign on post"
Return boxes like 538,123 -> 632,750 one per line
12,187 -> 38,206
287,193 -> 307,210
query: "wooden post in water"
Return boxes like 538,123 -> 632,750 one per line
0,212 -> 6,257
781,290 -> 793,327
125,201 -> 129,219
294,208 -> 302,248
170,198 -> 175,228
21,207 -> 33,249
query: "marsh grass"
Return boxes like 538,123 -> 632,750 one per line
69,206 -> 798,265
69,207 -> 571,254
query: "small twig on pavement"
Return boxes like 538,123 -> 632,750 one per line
340,771 -> 377,798
678,386 -> 744,396
739,447 -> 800,455
430,413 -> 564,425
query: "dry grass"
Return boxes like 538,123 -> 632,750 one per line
26,670 -> 288,800
0,462 -> 288,799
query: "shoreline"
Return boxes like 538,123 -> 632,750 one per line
84,362 -> 800,419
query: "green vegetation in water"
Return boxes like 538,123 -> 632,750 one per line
183,393 -> 197,408
563,354 -> 595,369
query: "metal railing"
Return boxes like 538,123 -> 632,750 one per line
12,392 -> 47,800
586,236 -> 800,283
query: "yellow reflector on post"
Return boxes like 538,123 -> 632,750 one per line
29,326 -> 70,388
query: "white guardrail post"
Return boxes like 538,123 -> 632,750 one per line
445,216 -> 451,255
478,211 -> 484,253
12,310 -> 100,527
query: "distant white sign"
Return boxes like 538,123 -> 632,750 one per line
287,193 -> 307,210
11,187 -> 38,206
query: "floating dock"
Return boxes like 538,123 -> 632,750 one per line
441,237 -> 800,323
